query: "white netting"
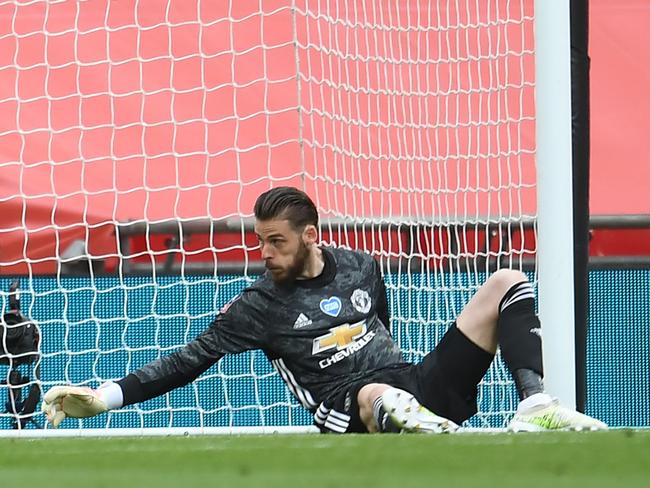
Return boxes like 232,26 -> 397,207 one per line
0,0 -> 536,432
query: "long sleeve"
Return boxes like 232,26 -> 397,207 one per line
117,290 -> 269,406
116,328 -> 225,405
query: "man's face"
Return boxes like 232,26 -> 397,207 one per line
254,219 -> 313,284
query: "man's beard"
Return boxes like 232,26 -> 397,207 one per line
270,240 -> 309,284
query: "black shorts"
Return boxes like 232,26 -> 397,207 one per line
314,324 -> 494,433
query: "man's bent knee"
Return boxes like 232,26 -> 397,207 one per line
488,269 -> 528,295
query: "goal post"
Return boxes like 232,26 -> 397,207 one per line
0,0 -> 581,434
534,0 -> 577,410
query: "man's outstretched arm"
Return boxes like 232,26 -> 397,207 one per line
42,294 -> 267,428
42,329 -> 225,427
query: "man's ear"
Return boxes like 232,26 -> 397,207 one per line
303,224 -> 318,245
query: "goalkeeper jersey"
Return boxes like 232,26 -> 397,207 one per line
117,246 -> 406,411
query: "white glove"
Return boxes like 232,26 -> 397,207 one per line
42,383 -> 121,428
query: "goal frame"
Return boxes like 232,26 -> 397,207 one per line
0,1 -> 587,436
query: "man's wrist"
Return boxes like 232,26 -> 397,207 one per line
96,381 -> 124,409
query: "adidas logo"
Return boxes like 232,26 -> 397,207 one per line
530,327 -> 542,337
293,313 -> 313,329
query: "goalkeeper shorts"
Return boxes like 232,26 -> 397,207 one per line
314,324 -> 494,433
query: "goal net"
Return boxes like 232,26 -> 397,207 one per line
0,0 -> 536,433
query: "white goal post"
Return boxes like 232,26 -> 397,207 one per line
535,0 -> 577,410
0,0 -> 576,435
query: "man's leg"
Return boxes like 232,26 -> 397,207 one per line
358,269 -> 606,432
457,268 -> 606,431
456,269 -> 544,399
357,383 -> 391,432
357,383 -> 458,434
353,271 -> 527,434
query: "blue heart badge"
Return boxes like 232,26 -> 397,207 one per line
320,297 -> 342,317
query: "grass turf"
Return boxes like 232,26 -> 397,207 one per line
1,430 -> 649,487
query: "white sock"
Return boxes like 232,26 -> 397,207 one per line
517,392 -> 553,412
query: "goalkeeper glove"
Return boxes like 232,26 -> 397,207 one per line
42,382 -> 122,428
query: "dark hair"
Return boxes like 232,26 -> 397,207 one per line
254,186 -> 319,230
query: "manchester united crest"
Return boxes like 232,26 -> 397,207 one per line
350,289 -> 371,314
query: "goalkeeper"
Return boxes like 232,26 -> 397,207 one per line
43,186 -> 607,433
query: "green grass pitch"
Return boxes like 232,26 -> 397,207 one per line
1,431 -> 649,487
